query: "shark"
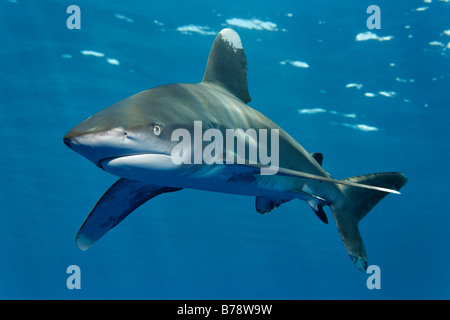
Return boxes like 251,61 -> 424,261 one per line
63,28 -> 407,271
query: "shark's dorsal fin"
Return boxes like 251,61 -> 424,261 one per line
202,28 -> 251,104
310,152 -> 323,166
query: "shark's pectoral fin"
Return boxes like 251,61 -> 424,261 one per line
75,178 -> 182,250
255,196 -> 292,214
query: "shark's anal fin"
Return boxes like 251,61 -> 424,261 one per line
311,203 -> 328,224
295,188 -> 328,224
255,196 -> 292,214
76,178 -> 181,250
202,28 -> 251,104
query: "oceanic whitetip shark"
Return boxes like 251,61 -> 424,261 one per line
64,28 -> 407,271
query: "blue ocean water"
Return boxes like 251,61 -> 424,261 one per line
0,0 -> 449,299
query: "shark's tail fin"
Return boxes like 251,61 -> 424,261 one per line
329,172 -> 407,271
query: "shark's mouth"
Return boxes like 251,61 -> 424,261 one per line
99,153 -> 179,173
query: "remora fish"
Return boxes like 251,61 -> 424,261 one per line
63,28 -> 407,271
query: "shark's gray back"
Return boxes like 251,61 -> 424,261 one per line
139,82 -> 329,177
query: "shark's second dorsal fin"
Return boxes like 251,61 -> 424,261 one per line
310,152 -> 323,166
202,28 -> 251,104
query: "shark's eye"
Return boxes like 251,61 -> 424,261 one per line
153,125 -> 162,136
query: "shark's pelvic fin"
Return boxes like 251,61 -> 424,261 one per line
330,172 -> 408,271
202,28 -> 251,104
75,178 -> 181,250
255,196 -> 292,214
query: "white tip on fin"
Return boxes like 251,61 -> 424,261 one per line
219,28 -> 243,51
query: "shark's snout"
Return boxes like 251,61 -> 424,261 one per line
63,122 -> 173,171
63,137 -> 71,148
63,136 -> 75,150
63,133 -> 105,168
